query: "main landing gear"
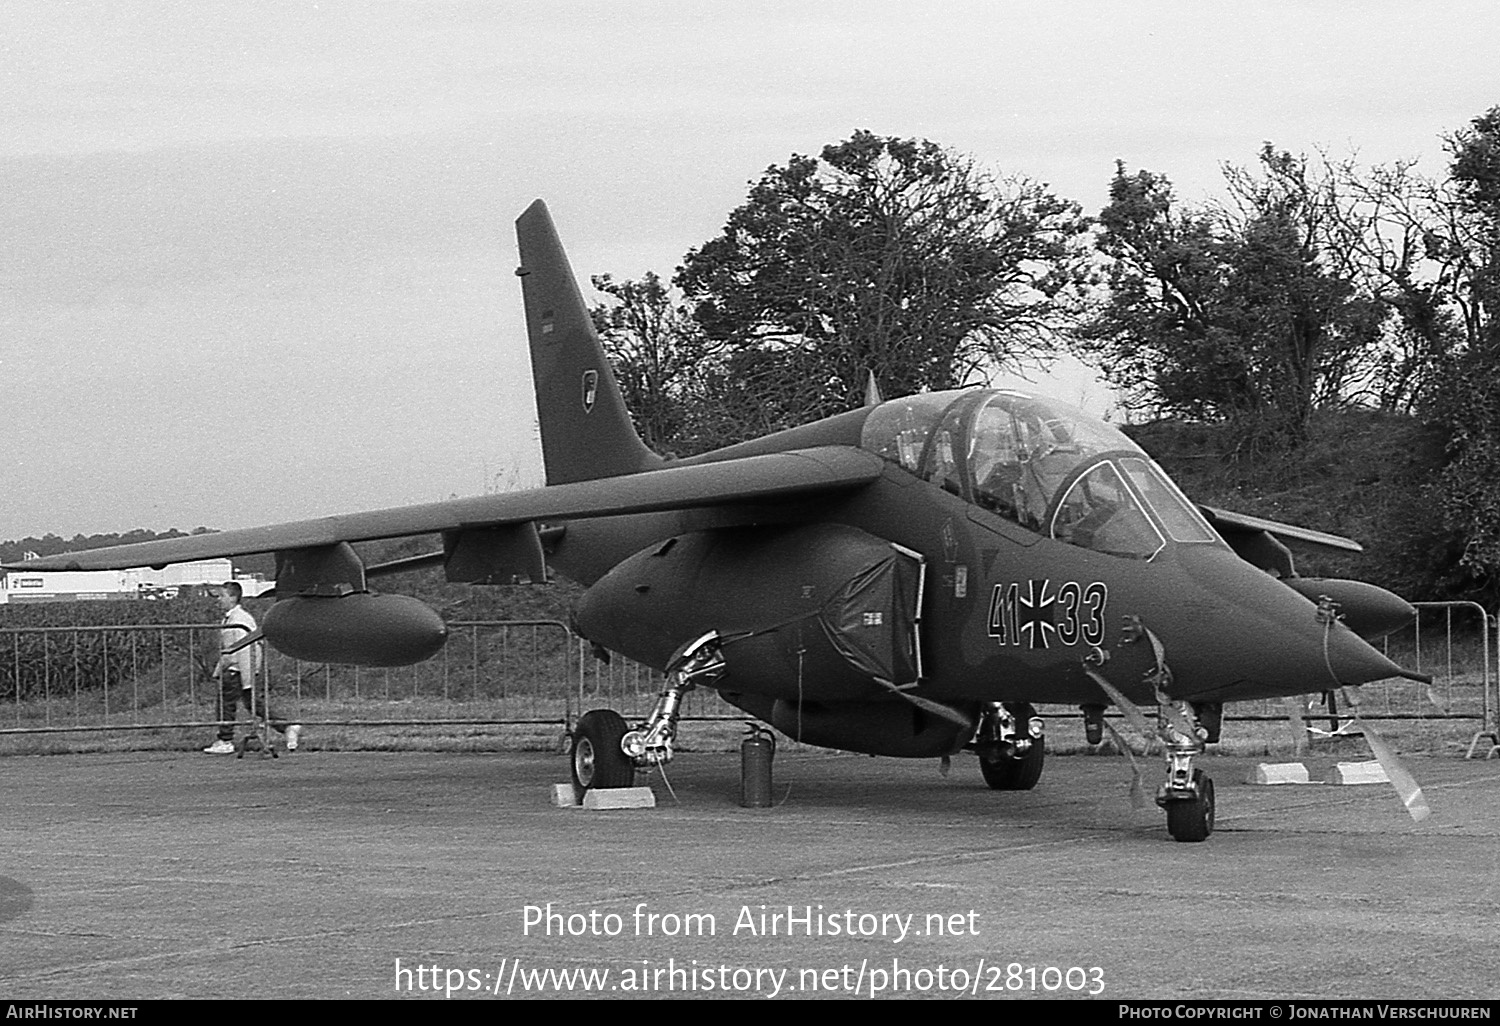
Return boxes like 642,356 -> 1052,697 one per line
569,632 -> 725,794
973,702 -> 1045,790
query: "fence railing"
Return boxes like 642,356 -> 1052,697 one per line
1385,601 -> 1498,756
1190,600 -> 1498,758
0,620 -> 578,736
573,638 -> 741,723
263,619 -> 576,725
1,607 -> 1497,756
0,621 -> 219,733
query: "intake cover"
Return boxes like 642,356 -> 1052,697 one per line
574,524 -> 923,702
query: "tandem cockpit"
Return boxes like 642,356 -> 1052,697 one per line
861,389 -> 1224,560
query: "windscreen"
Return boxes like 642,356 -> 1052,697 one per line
861,389 -> 1219,559
1117,457 -> 1220,544
1050,461 -> 1165,559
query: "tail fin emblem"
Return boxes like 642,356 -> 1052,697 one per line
581,369 -> 598,413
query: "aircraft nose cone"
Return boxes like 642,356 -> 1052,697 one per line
1316,616 -> 1415,686
1166,548 -> 1418,700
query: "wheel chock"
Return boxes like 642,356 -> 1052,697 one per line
1323,761 -> 1390,785
550,783 -> 581,807
581,786 -> 657,810
1246,762 -> 1310,785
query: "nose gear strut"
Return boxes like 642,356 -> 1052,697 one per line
1084,616 -> 1215,842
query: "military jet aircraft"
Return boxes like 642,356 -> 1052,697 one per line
8,200 -> 1427,842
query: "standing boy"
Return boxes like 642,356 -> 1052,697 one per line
203,582 -> 302,753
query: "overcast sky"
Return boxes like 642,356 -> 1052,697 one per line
3,1 -> 1497,541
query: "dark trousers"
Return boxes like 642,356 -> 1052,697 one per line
216,668 -> 287,741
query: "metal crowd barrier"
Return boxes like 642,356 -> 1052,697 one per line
573,637 -> 741,723
1179,600 -> 1499,758
0,620 -> 579,737
0,607 -> 1496,756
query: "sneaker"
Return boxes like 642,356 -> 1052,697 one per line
285,724 -> 302,751
203,739 -> 236,755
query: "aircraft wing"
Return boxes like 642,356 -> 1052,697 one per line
1199,505 -> 1364,554
4,446 -> 884,571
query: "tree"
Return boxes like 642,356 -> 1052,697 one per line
0,528 -> 208,566
1222,150 -> 1385,427
674,131 -> 1091,435
1321,157 -> 1462,413
1082,148 -> 1385,445
1441,106 -> 1500,347
589,272 -> 718,455
1080,163 -> 1240,419
1426,106 -> 1500,588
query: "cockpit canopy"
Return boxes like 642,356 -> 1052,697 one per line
860,389 -> 1222,559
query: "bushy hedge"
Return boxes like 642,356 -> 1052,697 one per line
0,595 -> 221,701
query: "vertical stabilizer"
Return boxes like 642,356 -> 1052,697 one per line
515,200 -> 661,484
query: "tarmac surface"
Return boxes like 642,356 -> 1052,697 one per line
1,745 -> 1497,1001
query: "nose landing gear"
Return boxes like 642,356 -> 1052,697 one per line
1085,618 -> 1216,842
1163,768 -> 1215,842
1155,697 -> 1213,842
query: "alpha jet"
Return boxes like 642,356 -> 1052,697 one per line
9,200 -> 1425,842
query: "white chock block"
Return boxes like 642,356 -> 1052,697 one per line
1247,762 -> 1311,785
1324,761 -> 1390,785
550,783 -> 581,807
581,787 -> 657,810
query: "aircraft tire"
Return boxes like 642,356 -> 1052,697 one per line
571,709 -> 635,791
1165,769 -> 1215,842
979,736 -> 1044,790
979,703 -> 1045,790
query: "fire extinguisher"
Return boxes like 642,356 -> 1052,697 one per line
740,724 -> 775,808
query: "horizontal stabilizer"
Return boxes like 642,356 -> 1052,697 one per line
4,447 -> 884,572
1200,505 -> 1363,554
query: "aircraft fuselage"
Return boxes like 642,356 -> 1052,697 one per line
553,396 -> 1408,713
